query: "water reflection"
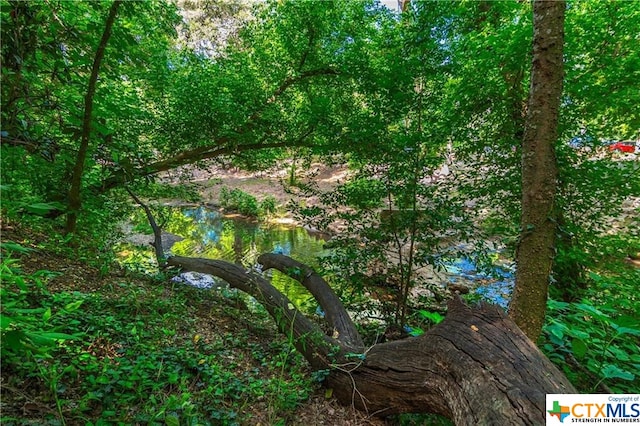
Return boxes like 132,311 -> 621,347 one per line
161,207 -> 327,311
169,207 -> 326,269
120,206 -> 514,312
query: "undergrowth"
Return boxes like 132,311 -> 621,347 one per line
219,187 -> 278,218
1,237 -> 316,425
541,267 -> 640,393
2,205 -> 638,426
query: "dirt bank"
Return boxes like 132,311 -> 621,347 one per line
163,162 -> 349,215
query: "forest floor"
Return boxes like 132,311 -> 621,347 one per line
0,221 -> 388,425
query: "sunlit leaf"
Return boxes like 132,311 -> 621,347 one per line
418,310 -> 444,324
64,300 -> 84,312
408,326 -> 424,337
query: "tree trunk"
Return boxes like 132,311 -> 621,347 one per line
125,188 -> 167,268
65,0 -> 121,234
167,254 -> 575,425
510,0 -> 565,341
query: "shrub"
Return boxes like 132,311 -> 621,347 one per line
541,269 -> 640,393
219,187 -> 260,217
259,196 -> 278,216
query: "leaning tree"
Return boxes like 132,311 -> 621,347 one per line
167,253 -> 575,424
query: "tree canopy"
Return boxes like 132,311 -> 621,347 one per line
2,0 -> 639,424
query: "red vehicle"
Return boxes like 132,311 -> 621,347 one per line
608,141 -> 637,153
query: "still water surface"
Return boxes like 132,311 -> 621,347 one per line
170,207 -> 326,268
121,206 -> 328,310
121,206 -> 513,310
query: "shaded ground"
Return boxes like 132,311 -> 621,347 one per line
0,221 -> 384,425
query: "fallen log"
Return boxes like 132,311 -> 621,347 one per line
167,254 -> 575,424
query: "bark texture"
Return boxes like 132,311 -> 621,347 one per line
510,0 -> 565,341
168,254 -> 575,425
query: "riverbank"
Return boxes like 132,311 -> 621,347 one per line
1,221 -> 385,425
160,162 -> 349,225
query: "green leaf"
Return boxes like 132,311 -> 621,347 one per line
26,331 -> 77,342
14,276 -> 28,291
615,315 -> 640,328
63,300 -> 84,312
96,376 -> 110,385
607,346 -> 630,362
1,315 -> 15,330
575,303 -> 609,321
24,333 -> 56,347
92,120 -> 113,137
613,326 -> 640,337
548,323 -> 565,340
418,310 -> 444,324
0,242 -> 33,254
408,326 -> 424,337
566,328 -> 590,340
43,307 -> 52,322
571,338 -> 588,360
1,330 -> 26,350
601,364 -> 635,381
165,415 -> 180,426
11,307 -> 46,314
548,299 -> 569,311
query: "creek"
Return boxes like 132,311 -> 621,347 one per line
119,205 -> 514,311
119,206 -> 327,310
